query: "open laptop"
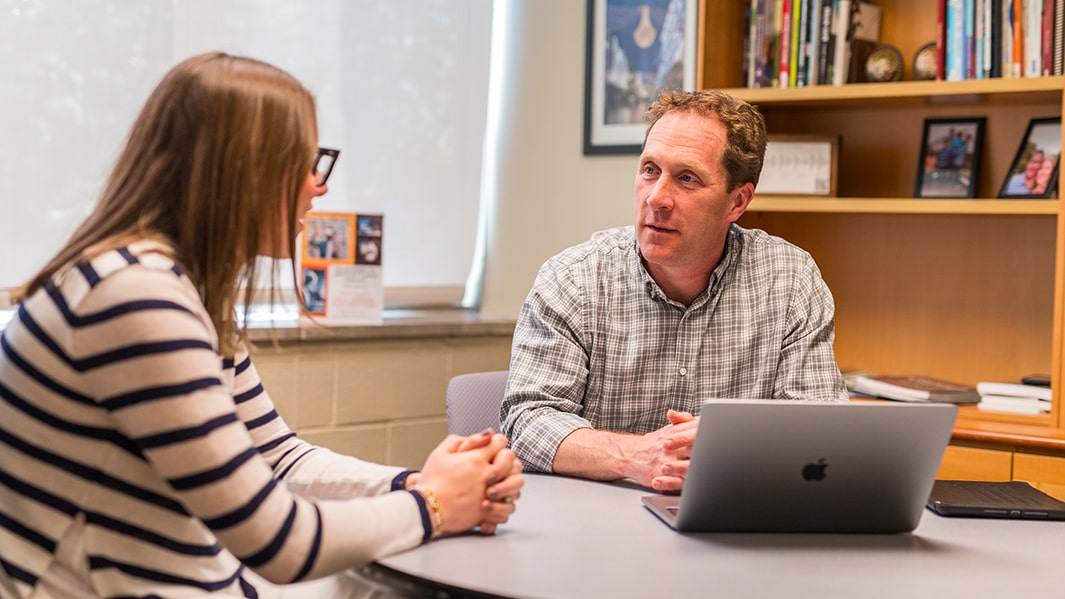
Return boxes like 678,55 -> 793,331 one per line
642,399 -> 958,533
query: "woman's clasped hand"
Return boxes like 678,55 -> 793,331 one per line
406,431 -> 524,536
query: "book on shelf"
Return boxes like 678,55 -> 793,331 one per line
1002,0 -> 1014,76
794,0 -> 812,87
973,0 -> 984,79
936,0 -> 947,80
1024,0 -> 1044,77
946,0 -> 965,80
789,0 -> 803,86
975,381 -> 1053,401
831,0 -> 852,85
747,0 -> 758,87
801,0 -> 822,86
772,0 -> 786,83
1042,0 -> 1055,75
804,0 -> 823,86
779,0 -> 794,87
1011,0 -> 1024,78
977,394 -> 1051,415
988,0 -> 1004,78
1055,0 -> 1064,75
851,375 -> 982,404
964,0 -> 975,79
816,0 -> 833,84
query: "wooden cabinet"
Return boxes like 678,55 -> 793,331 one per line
940,425 -> 1065,498
937,446 -> 1065,500
697,0 -> 1064,434
1014,453 -> 1065,501
938,446 -> 1013,481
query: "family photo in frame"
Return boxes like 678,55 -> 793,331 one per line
582,0 -> 697,154
914,117 -> 985,199
998,117 -> 1061,199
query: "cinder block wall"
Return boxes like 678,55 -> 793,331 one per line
250,334 -> 512,470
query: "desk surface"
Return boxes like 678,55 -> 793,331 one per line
372,473 -> 1065,598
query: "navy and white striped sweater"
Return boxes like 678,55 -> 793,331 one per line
0,240 -> 431,597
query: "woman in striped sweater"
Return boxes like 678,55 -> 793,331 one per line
0,52 -> 523,598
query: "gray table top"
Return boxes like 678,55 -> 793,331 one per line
373,472 -> 1065,598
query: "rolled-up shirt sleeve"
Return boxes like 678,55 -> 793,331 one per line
501,257 -> 595,473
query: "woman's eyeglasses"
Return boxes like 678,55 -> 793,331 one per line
313,147 -> 340,186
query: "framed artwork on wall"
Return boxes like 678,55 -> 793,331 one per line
582,0 -> 698,155
998,117 -> 1062,199
914,117 -> 985,199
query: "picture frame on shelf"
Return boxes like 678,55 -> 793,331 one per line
756,135 -> 839,196
582,0 -> 697,155
997,117 -> 1062,199
914,117 -> 985,199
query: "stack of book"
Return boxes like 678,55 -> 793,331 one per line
976,381 -> 1053,415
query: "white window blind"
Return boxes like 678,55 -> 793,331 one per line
0,0 -> 491,307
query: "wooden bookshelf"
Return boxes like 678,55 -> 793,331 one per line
728,77 -> 1063,106
697,0 -> 1065,438
748,197 -> 1059,215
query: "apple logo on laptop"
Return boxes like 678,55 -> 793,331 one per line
802,458 -> 828,481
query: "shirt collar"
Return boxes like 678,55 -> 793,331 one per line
635,224 -> 743,308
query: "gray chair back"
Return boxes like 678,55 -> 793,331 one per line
446,370 -> 509,435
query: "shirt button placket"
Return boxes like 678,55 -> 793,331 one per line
676,313 -> 692,378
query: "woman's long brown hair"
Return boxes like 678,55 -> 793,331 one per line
13,52 -> 317,356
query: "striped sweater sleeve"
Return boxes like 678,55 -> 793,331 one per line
227,350 -> 411,500
71,264 -> 427,583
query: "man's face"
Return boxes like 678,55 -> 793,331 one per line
633,111 -> 751,280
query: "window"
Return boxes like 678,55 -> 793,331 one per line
0,0 -> 491,309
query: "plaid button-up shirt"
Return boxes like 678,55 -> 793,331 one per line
501,224 -> 848,473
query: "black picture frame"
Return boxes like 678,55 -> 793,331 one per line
582,0 -> 698,155
997,117 -> 1062,199
914,117 -> 985,199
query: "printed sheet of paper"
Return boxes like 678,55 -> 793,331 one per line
757,139 -> 837,196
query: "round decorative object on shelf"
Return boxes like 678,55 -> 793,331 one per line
866,44 -> 905,82
912,41 -> 938,80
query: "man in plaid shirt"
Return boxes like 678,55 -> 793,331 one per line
501,90 -> 848,493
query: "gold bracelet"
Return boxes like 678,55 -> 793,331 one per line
414,485 -> 444,539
